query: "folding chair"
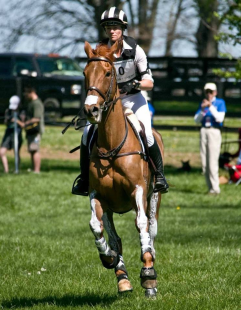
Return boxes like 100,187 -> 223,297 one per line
224,164 -> 241,186
219,128 -> 241,168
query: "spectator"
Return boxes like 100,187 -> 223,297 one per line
141,90 -> 155,126
0,96 -> 25,173
194,83 -> 227,195
237,150 -> 241,165
23,86 -> 44,173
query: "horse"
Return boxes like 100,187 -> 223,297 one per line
82,41 -> 164,298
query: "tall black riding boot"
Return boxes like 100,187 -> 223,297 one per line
148,139 -> 169,194
72,138 -> 89,196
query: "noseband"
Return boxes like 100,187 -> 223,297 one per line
86,56 -> 119,111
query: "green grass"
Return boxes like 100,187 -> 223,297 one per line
153,100 -> 241,116
0,124 -> 241,309
153,115 -> 241,129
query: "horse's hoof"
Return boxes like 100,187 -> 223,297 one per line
141,278 -> 157,289
118,279 -> 133,294
145,288 -> 157,298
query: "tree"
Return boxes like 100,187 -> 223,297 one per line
194,0 -> 220,57
214,0 -> 241,47
0,0 -> 162,56
1,0 -> 239,58
213,0 -> 241,79
151,0 -> 203,57
128,0 -> 161,53
164,0 -> 185,56
193,0 -> 241,58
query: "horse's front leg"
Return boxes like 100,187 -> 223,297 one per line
134,185 -> 158,298
103,210 -> 133,293
89,191 -> 119,268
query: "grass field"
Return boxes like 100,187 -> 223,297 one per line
0,122 -> 241,310
153,115 -> 241,128
153,100 -> 241,116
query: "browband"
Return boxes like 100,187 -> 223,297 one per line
88,57 -> 112,64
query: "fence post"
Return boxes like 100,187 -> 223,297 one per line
13,111 -> 19,174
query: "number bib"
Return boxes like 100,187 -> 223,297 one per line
114,59 -> 136,84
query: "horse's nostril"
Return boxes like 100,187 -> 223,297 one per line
92,106 -> 99,113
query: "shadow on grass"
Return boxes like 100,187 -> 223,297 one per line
12,159 -> 79,173
1,293 -> 117,308
165,165 -> 202,175
8,154 -> 203,175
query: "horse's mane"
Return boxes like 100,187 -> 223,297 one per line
92,43 -> 115,63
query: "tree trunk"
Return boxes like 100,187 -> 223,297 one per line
126,0 -> 160,54
195,0 -> 220,57
165,0 -> 184,56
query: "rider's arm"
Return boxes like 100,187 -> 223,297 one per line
135,45 -> 154,91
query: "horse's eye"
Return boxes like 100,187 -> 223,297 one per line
106,71 -> 111,77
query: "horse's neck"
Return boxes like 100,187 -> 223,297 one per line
98,99 -> 126,150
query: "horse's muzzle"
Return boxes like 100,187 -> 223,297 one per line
84,105 -> 102,123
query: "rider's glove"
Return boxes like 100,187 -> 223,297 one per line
120,79 -> 141,94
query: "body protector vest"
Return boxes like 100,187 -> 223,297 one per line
102,36 -> 151,95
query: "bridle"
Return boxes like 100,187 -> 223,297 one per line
86,56 -> 120,112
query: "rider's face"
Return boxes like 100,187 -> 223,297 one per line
105,25 -> 123,43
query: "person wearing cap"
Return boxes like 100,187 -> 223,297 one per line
194,82 -> 227,195
0,96 -> 25,173
23,86 -> 44,173
72,6 -> 169,196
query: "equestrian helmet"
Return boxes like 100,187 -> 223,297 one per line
100,7 -> 128,29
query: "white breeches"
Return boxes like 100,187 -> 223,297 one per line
82,92 -> 154,147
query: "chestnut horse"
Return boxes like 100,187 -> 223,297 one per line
83,41 -> 164,298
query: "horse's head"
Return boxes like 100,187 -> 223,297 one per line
83,41 -> 118,123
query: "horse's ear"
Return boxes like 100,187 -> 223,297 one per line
84,41 -> 94,58
110,41 -> 119,56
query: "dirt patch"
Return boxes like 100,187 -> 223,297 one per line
17,146 -> 201,167
18,146 -> 79,161
165,152 -> 201,168
6,143 -> 202,168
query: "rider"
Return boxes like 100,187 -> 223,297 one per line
72,6 -> 169,196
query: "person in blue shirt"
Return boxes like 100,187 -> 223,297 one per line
148,102 -> 155,127
141,91 -> 155,126
237,150 -> 241,165
194,83 -> 227,195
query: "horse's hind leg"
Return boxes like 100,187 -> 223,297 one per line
141,192 -> 161,298
134,186 -> 160,298
147,192 -> 161,262
102,210 -> 133,293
